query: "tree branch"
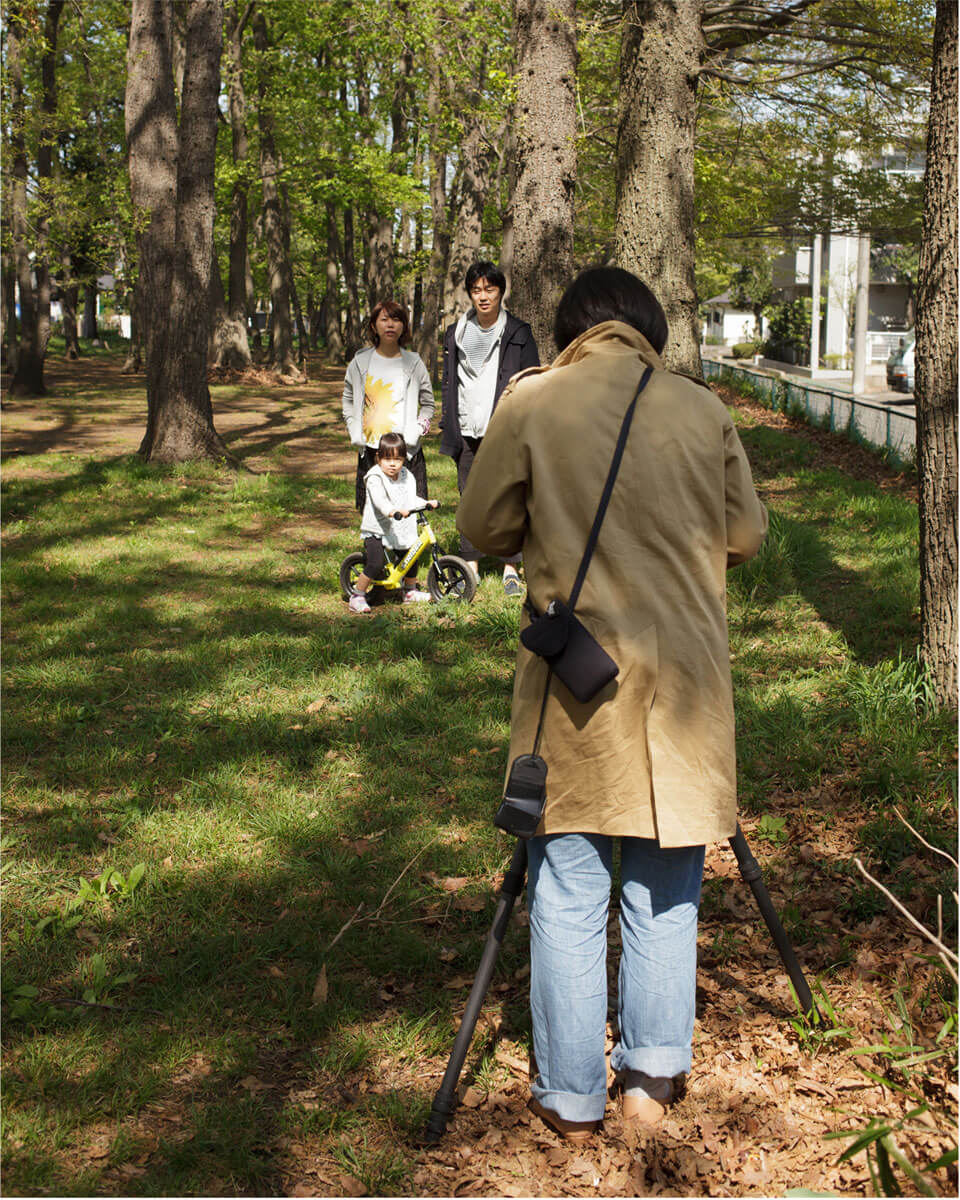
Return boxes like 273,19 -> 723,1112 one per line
853,858 -> 958,985
705,0 -> 821,53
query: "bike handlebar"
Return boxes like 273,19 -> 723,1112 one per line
392,500 -> 440,520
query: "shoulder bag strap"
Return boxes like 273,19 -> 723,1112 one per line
530,363 -> 654,754
567,364 -> 653,609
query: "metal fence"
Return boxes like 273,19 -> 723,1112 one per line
702,359 -> 916,462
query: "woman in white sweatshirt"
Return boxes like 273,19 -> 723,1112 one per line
341,300 -> 435,511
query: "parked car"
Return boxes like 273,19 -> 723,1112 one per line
886,337 -> 915,392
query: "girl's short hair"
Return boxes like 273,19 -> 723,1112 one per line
377,431 -> 407,459
554,267 -> 668,354
464,260 -> 507,297
368,300 -> 412,347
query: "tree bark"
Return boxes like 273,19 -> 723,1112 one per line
323,203 -> 346,364
616,0 -> 703,375
120,285 -> 143,373
60,251 -> 81,359
342,203 -> 363,355
212,0 -> 253,369
443,115 -> 493,326
82,282 -> 100,341
415,61 -> 451,379
915,0 -> 958,709
126,0 -> 233,462
281,182 -> 309,364
9,0 -> 64,395
2,225 -> 17,371
252,8 -> 303,379
511,0 -> 577,362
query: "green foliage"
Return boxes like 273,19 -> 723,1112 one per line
764,297 -> 812,356
755,814 -> 788,844
732,341 -> 761,358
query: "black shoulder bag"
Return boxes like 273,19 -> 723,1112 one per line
493,366 -> 653,839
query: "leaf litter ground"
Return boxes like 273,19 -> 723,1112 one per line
2,360 -> 955,1198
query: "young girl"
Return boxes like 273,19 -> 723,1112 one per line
341,300 -> 434,513
349,432 -> 439,615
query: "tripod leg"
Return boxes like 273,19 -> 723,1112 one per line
421,839 -> 528,1144
728,824 -> 818,1019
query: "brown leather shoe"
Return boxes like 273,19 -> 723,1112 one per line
528,1097 -> 601,1143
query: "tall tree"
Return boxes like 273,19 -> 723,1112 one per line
211,0 -> 253,369
614,0 -> 932,375
415,53 -> 451,376
616,0 -> 701,373
126,0 -> 233,462
9,0 -> 64,395
511,0 -> 577,360
252,6 -> 304,380
915,0 -> 957,708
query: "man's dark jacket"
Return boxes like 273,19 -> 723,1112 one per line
439,313 -> 540,458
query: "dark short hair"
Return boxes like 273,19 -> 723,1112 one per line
377,431 -> 407,459
554,267 -> 668,354
368,300 -> 411,347
464,260 -> 506,297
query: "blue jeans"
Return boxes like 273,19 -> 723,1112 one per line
527,833 -> 705,1122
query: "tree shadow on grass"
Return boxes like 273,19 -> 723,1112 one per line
1,430 -> 949,1195
735,423 -> 919,664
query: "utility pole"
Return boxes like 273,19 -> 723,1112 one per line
851,233 -> 870,393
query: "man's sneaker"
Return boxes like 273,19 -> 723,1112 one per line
403,587 -> 432,604
348,593 -> 372,614
502,572 -> 523,597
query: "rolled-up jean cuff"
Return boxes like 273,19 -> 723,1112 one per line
530,1078 -> 607,1122
610,1045 -> 692,1081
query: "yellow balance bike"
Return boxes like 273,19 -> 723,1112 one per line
338,502 -> 478,605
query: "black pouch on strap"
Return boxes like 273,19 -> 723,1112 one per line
520,599 -> 618,704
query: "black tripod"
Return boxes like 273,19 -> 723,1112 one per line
421,825 -> 817,1144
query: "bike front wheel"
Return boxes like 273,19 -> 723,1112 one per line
426,556 -> 477,603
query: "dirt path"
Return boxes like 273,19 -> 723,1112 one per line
1,358 -> 359,479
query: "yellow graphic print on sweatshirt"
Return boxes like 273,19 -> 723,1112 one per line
362,371 -> 402,444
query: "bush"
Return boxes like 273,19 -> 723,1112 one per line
732,341 -> 760,359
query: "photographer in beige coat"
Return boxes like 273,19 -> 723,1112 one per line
458,268 -> 767,1142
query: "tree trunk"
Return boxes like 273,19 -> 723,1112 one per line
342,203 -> 363,355
324,203 -> 345,364
9,0 -> 63,395
216,0 -> 253,369
616,0 -> 703,375
209,251 -> 249,369
443,116 -> 493,326
413,204 -> 424,335
82,281 -> 100,341
252,9 -> 303,379
121,286 -> 143,373
916,0 -> 958,708
416,61 -> 451,378
2,228 -> 16,371
281,183 -> 309,364
366,217 -> 394,306
126,0 -> 233,463
61,251 -> 81,359
500,124 -> 517,294
511,0 -> 577,362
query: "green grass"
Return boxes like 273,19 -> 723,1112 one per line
2,391 -> 955,1194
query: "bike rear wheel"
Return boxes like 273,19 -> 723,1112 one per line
427,556 -> 477,603
339,552 -> 384,603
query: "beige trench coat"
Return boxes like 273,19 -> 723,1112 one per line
457,321 -> 768,847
